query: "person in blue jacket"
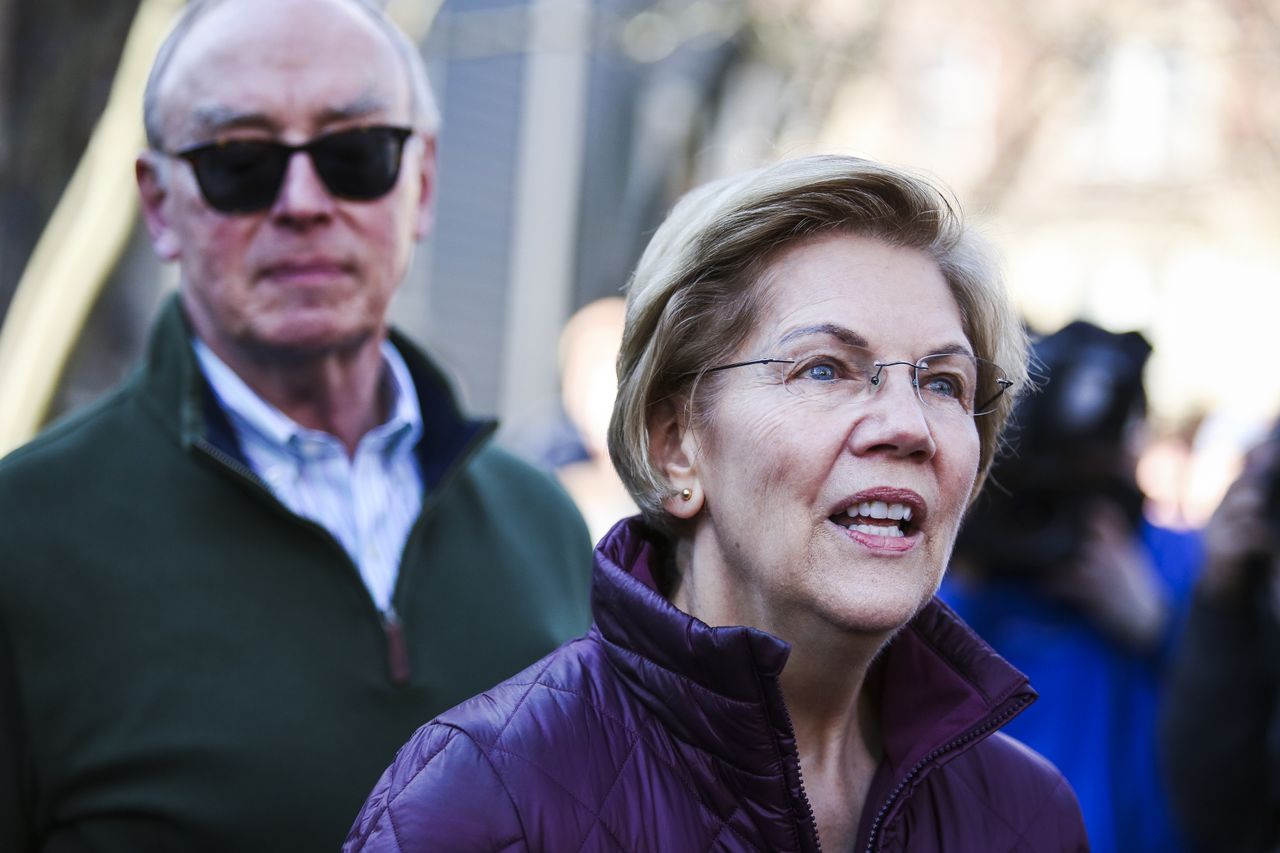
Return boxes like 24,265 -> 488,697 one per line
941,320 -> 1201,853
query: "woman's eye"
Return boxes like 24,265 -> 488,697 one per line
805,363 -> 838,382
922,375 -> 962,398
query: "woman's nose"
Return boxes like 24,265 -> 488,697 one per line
849,366 -> 938,459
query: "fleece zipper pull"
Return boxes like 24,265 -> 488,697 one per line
381,607 -> 411,686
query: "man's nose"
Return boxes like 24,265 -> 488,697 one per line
271,150 -> 335,221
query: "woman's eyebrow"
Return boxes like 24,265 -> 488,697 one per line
776,325 -> 975,358
928,342 -> 977,357
777,324 -> 869,348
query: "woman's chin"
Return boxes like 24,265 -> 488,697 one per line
816,575 -> 939,638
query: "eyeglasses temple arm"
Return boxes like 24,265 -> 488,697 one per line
706,358 -> 796,373
975,378 -> 1015,414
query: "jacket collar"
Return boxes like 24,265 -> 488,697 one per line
591,516 -> 1036,792
135,294 -> 496,496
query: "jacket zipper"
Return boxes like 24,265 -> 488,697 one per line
193,437 -> 269,488
381,606 -> 411,686
762,675 -> 824,852
862,695 -> 1033,852
192,437 -> 412,686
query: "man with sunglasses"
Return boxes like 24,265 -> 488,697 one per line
0,1 -> 592,851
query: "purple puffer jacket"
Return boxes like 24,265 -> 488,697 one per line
346,518 -> 1087,852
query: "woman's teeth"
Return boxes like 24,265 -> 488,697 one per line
848,521 -> 905,537
840,501 -> 913,538
847,501 -> 912,522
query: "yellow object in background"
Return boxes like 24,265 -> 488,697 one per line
0,0 -> 182,458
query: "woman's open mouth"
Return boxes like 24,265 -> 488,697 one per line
830,501 -> 917,538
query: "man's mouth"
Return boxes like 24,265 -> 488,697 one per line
260,259 -> 351,284
830,500 -> 918,538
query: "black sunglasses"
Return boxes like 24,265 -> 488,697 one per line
169,125 -> 414,214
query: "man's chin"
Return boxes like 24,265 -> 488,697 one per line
241,323 -> 378,363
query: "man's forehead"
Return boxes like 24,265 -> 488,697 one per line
184,91 -> 392,138
155,0 -> 408,139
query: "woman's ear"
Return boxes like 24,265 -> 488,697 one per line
649,399 -> 703,518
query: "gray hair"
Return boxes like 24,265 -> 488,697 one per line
143,0 -> 440,150
608,154 -> 1030,537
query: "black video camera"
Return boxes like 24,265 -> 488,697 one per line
956,321 -> 1153,578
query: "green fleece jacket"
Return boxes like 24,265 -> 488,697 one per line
0,298 -> 593,852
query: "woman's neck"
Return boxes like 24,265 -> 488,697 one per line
668,535 -> 891,851
782,645 -> 884,853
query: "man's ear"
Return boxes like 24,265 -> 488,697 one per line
136,154 -> 181,262
411,134 -> 437,241
648,399 -> 703,518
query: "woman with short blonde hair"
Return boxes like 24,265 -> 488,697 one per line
348,155 -> 1085,852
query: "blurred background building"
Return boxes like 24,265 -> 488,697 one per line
1,0 -> 1277,527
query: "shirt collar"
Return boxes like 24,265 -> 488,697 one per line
371,339 -> 424,453
192,337 -> 424,458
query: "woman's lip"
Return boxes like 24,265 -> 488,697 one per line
832,519 -> 921,552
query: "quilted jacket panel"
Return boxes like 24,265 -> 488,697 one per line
346,519 -> 1088,852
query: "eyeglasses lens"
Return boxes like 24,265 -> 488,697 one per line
779,350 -> 1007,416
181,126 -> 411,214
915,354 -> 980,412
189,140 -> 285,213
310,128 -> 406,200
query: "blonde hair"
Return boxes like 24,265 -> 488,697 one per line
608,154 -> 1029,536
